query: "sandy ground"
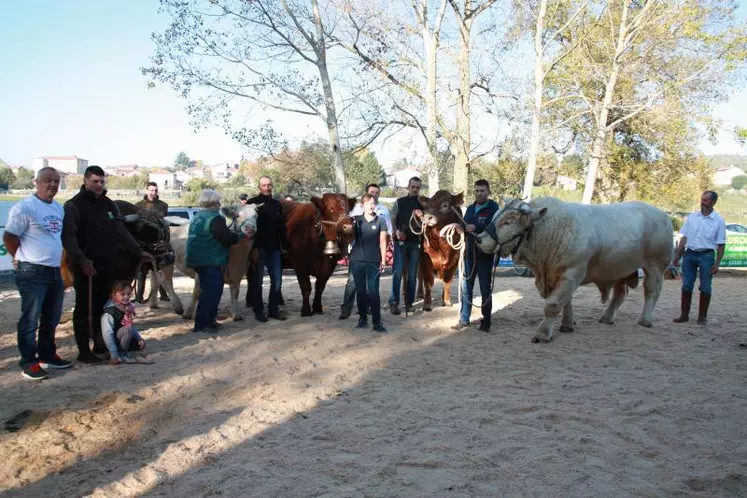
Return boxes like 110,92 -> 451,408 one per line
0,268 -> 746,497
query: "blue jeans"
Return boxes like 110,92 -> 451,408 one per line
459,257 -> 494,325
351,260 -> 382,325
341,267 -> 357,311
251,248 -> 282,315
389,241 -> 420,306
15,262 -> 65,369
195,266 -> 224,330
681,249 -> 715,295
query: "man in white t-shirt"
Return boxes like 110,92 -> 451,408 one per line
672,190 -> 727,325
3,167 -> 71,380
339,183 -> 392,319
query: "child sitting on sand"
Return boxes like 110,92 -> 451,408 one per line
101,281 -> 148,365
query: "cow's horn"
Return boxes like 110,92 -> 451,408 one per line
123,214 -> 140,223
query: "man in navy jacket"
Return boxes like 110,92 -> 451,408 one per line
453,179 -> 500,332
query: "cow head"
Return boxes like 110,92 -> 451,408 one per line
221,203 -> 263,234
475,198 -> 547,256
116,201 -> 168,249
420,190 -> 464,227
311,193 -> 357,255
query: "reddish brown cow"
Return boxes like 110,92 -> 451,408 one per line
282,194 -> 357,316
417,190 -> 465,311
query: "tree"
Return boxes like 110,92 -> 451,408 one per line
185,178 -> 217,192
547,0 -> 747,204
448,0 -> 500,195
0,167 -> 16,189
144,0 -> 351,192
512,0 -> 595,200
335,0 -> 450,192
732,175 -> 747,190
12,167 -> 35,189
174,151 -> 190,169
344,150 -> 385,191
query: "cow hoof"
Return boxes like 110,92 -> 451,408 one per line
637,319 -> 653,328
150,304 -> 160,310
312,309 -> 324,315
598,317 -> 614,325
531,335 -> 553,344
233,316 -> 244,322
558,325 -> 575,333
423,306 -> 432,312
301,309 -> 313,317
443,302 -> 452,307
174,308 -> 184,316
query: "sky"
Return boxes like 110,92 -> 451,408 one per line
0,0 -> 745,170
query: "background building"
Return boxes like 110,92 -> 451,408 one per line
33,155 -> 88,175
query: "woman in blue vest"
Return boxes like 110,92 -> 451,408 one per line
186,189 -> 252,333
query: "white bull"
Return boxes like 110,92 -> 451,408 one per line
475,197 -> 673,343
166,203 -> 261,321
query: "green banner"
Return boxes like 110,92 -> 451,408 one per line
723,233 -> 747,268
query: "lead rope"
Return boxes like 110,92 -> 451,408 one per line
440,222 -> 498,312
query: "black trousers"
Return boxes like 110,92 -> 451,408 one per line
72,267 -> 123,355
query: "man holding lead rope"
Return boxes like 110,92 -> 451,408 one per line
452,179 -> 500,332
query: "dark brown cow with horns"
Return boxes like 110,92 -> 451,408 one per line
280,193 -> 357,316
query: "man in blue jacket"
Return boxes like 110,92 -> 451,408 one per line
453,179 -> 500,332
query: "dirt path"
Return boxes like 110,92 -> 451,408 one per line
1,270 -> 746,497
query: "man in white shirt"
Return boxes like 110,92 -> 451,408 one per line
3,167 -> 71,380
339,183 -> 392,319
672,190 -> 726,325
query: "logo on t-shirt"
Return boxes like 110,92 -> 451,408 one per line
43,215 -> 63,233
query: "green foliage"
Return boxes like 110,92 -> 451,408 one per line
12,167 -> 35,189
185,178 -> 217,192
731,175 -> 747,190
255,139 -> 337,200
469,155 -> 526,201
105,172 -> 150,190
226,173 -> 247,187
0,167 -> 16,189
344,151 -> 385,192
174,151 -> 190,170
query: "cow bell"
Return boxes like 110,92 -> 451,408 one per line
323,240 -> 341,255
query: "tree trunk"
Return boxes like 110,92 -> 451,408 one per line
523,0 -> 547,201
452,17 -> 472,196
425,28 -> 440,194
581,1 -> 629,204
311,0 -> 346,193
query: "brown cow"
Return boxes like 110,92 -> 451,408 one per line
282,194 -> 356,316
417,190 -> 465,311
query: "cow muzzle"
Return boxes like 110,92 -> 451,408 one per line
422,213 -> 438,227
323,240 -> 341,255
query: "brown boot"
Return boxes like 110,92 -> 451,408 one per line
697,293 -> 711,325
673,290 -> 692,323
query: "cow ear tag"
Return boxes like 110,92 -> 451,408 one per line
107,212 -> 114,220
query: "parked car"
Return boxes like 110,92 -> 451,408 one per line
165,206 -> 203,225
726,223 -> 747,234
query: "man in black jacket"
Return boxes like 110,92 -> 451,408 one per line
62,166 -> 154,363
388,176 -> 424,315
248,175 -> 287,322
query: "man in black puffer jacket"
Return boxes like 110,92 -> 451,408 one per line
62,166 -> 154,363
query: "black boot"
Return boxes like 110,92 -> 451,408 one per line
673,290 -> 692,323
74,320 -> 102,363
697,293 -> 711,325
